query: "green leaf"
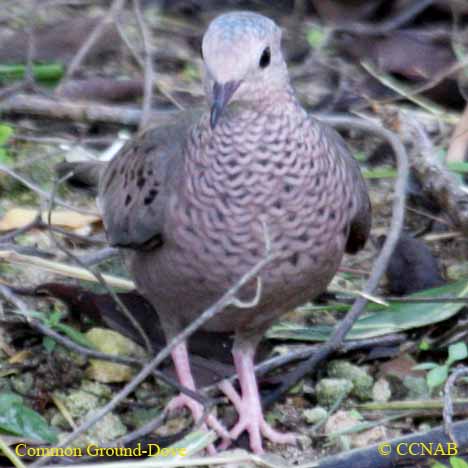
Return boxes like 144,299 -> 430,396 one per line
168,430 -> 216,458
0,148 -> 14,165
0,123 -> 14,164
0,393 -> 58,443
268,280 -> 468,342
427,365 -> 448,389
451,457 -> 468,468
0,123 -> 13,145
0,64 -> 63,83
419,339 -> 431,351
55,323 -> 95,348
413,362 -> 438,371
431,462 -> 448,468
362,167 -> 397,179
362,162 -> 468,179
42,336 -> 57,353
447,342 -> 468,365
307,25 -> 326,49
447,161 -> 468,174
46,310 -> 64,327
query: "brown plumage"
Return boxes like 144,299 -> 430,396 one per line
60,11 -> 371,453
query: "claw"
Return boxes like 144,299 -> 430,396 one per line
167,342 -> 231,452
168,393 -> 230,453
219,347 -> 297,453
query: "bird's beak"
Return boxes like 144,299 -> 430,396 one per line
210,80 -> 241,129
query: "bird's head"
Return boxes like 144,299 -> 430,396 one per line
201,12 -> 288,129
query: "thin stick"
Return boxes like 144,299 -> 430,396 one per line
0,164 -> 97,216
64,0 -> 126,80
0,94 -> 177,126
0,435 -> 26,468
0,249 -> 134,290
133,0 -> 154,130
444,366 -> 468,444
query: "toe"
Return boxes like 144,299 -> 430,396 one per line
261,421 -> 296,445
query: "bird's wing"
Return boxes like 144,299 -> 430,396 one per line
315,119 -> 372,254
98,112 -> 199,249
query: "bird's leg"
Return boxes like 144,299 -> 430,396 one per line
167,341 -> 231,450
219,344 -> 296,454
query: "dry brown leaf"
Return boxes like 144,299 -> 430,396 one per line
8,349 -> 32,364
0,208 -> 100,232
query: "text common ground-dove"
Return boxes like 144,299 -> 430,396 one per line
63,11 -> 371,453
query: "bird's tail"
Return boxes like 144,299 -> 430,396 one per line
55,161 -> 106,196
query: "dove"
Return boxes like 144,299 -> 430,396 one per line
59,11 -> 371,453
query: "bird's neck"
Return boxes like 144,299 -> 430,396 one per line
236,81 -> 303,116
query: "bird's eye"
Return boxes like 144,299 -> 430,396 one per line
259,47 -> 271,68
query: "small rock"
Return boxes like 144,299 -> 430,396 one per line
447,262 -> 468,281
85,328 -> 145,383
87,411 -> 127,442
304,406 -> 328,424
351,425 -> 387,449
10,372 -> 34,395
327,360 -> 374,401
297,434 -> 312,450
372,378 -> 392,402
57,388 -> 99,419
81,380 -> 112,399
403,375 -> 430,399
316,378 -> 353,407
324,410 -> 360,436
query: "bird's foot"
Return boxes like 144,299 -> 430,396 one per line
167,393 -> 231,453
219,380 -> 296,454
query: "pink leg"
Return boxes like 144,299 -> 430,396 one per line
167,341 -> 230,452
219,346 -> 296,454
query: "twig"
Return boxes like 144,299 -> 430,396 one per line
114,17 -> 144,68
63,0 -> 126,80
263,115 -> 409,408
24,1 -> 36,89
30,225 -> 276,466
332,0 -> 434,36
0,435 -> 26,468
331,295 -> 468,304
0,94 -> 176,126
133,0 -> 155,130
114,16 -> 185,110
362,398 -> 468,412
0,163 -> 97,216
113,409 -> 169,447
365,58 -> 468,108
0,210 -> 42,243
408,120 -> 468,235
0,249 -> 134,290
79,247 -> 119,266
361,62 -> 460,125
444,366 -> 468,445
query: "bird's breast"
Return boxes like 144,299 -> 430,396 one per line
162,110 -> 353,296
